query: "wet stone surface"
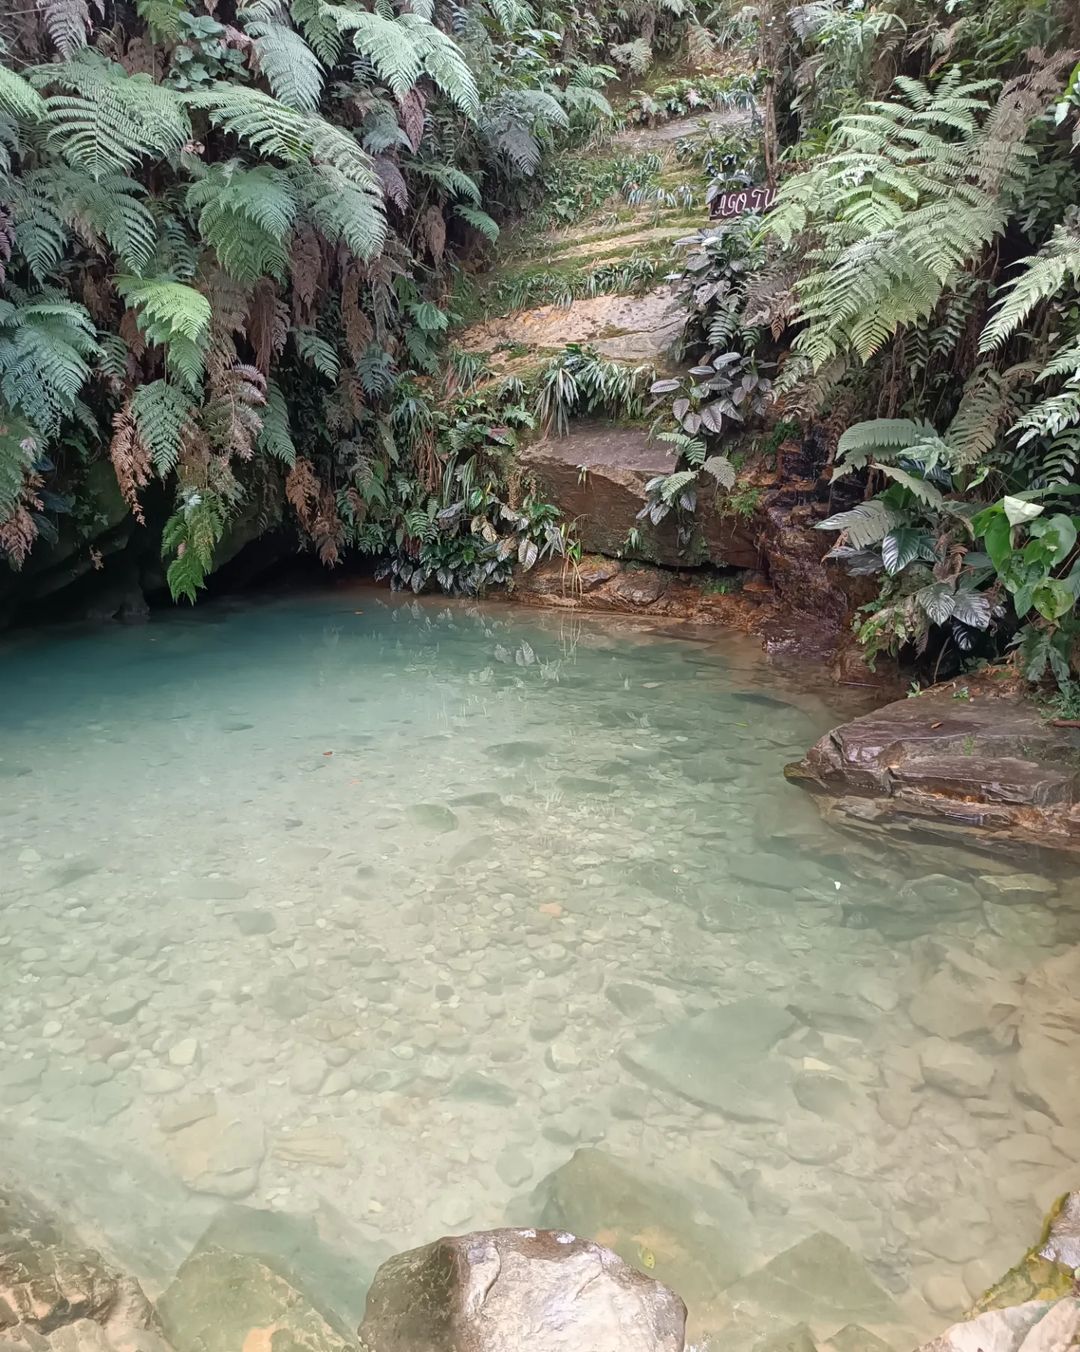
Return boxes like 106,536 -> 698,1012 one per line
0,593 -> 1078,1349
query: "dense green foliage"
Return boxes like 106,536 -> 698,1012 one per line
673,0 -> 1080,684
0,0 -> 716,596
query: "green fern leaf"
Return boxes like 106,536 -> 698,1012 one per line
188,162 -> 297,281
0,67 -> 47,121
245,19 -> 324,113
980,217 -> 1080,351
41,51 -> 190,180
454,204 -> 499,241
294,328 -> 339,380
0,408 -> 42,519
130,380 -> 194,475
290,0 -> 342,64
257,380 -> 296,466
116,276 -> 211,343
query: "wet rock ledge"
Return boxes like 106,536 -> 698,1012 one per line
786,684 -> 1080,855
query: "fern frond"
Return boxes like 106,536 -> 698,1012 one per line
135,0 -> 187,40
980,215 -> 1080,351
455,204 -> 498,241
816,499 -> 905,548
130,379 -> 195,475
290,0 -> 342,64
335,11 -> 479,117
34,166 -> 157,274
291,162 -> 386,260
0,408 -> 41,519
40,51 -> 190,180
257,379 -> 296,465
36,0 -> 94,58
116,276 -> 210,390
188,161 -> 297,282
245,19 -> 325,113
0,68 -> 47,122
294,327 -> 339,380
0,296 -> 99,436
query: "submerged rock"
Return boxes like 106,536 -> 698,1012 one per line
357,1227 -> 687,1352
619,998 -> 796,1119
718,1232 -> 904,1345
918,1038 -> 995,1098
786,685 -> 1080,854
162,1107 -> 265,1199
1016,946 -> 1080,1126
177,1203 -> 385,1331
157,1250 -> 349,1352
531,1147 -> 751,1309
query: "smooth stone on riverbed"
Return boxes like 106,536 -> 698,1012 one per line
358,1228 -> 687,1352
406,803 -> 459,833
163,1108 -> 266,1199
495,1147 -> 534,1187
533,1147 -> 752,1310
721,1232 -> 902,1334
159,1249 -> 351,1352
100,991 -> 148,1024
620,998 -> 796,1118
919,1038 -> 994,1097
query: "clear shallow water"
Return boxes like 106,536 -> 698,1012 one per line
1,591 -> 1078,1348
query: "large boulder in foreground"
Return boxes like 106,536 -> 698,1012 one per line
357,1228 -> 686,1352
786,684 -> 1080,854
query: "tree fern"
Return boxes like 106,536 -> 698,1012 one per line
39,52 -> 191,180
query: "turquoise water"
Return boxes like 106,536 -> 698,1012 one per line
1,591 -> 1077,1347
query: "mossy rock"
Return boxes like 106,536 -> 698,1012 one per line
969,1194 -> 1078,1313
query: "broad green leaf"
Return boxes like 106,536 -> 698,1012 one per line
980,514 -> 1013,572
1032,578 -> 1075,622
1028,513 -> 1077,567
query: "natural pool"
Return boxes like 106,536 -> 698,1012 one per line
1,591 -> 1077,1349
